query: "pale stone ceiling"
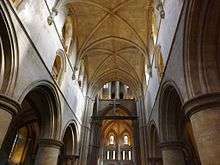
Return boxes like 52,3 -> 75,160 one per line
57,0 -> 152,96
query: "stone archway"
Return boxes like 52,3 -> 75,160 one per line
59,123 -> 79,165
159,82 -> 200,165
0,1 -> 18,95
1,83 -> 62,165
183,1 -> 220,164
148,122 -> 162,165
20,84 -> 61,140
184,0 -> 220,97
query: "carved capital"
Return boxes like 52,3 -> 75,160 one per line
0,94 -> 21,115
38,139 -> 63,149
183,92 -> 220,118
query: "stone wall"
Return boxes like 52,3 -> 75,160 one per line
1,0 -> 85,145
146,0 -> 187,126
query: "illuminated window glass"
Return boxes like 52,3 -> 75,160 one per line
107,151 -> 110,160
109,135 -> 115,145
52,55 -> 62,80
128,150 -> 132,160
112,150 -> 115,160
124,135 -> 129,145
103,83 -> 109,89
122,151 -> 125,160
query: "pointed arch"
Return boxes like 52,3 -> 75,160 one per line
184,0 -> 220,97
18,80 -> 62,140
159,81 -> 200,164
148,121 -> 163,165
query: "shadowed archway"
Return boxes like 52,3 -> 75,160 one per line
148,122 -> 162,165
59,122 -> 79,165
0,83 -> 61,165
159,83 -> 200,165
184,0 -> 220,97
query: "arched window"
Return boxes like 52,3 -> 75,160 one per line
52,55 -> 61,80
106,151 -> 110,160
52,50 -> 65,84
109,135 -> 115,145
124,135 -> 129,145
151,9 -> 158,44
62,16 -> 74,54
157,52 -> 164,78
59,124 -> 78,165
128,150 -> 132,160
122,150 -> 126,160
103,83 -> 108,89
155,46 -> 164,80
112,150 -> 116,160
78,65 -> 84,88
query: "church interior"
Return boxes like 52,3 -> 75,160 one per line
0,0 -> 220,164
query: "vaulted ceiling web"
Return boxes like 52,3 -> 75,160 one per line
58,0 -> 152,96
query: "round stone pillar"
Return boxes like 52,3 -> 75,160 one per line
160,142 -> 186,165
34,139 -> 63,165
184,93 -> 220,165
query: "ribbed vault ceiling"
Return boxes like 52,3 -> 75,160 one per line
57,0 -> 152,96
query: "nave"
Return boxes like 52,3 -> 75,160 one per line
0,0 -> 220,164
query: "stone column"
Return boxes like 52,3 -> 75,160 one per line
160,142 -> 185,165
108,82 -> 112,99
183,93 -> 220,165
115,81 -> 120,99
87,118 -> 101,165
0,95 -> 20,164
34,139 -> 63,165
79,97 -> 94,165
136,97 -> 147,165
118,145 -> 120,160
124,85 -> 128,99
